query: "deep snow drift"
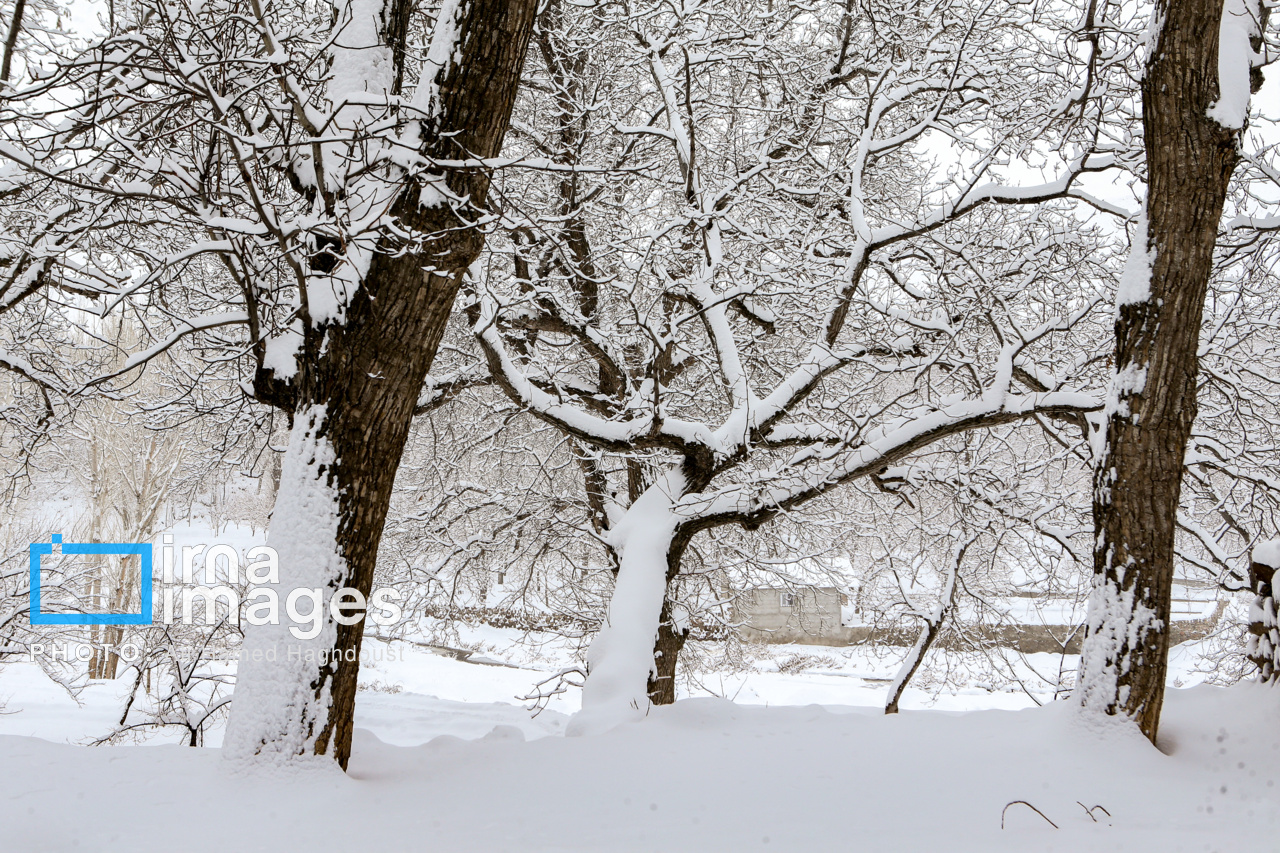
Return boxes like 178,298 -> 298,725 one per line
1,679 -> 1277,852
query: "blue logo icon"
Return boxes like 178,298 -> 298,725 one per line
29,535 -> 153,625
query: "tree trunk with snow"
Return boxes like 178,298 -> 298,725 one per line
595,506 -> 690,708
225,0 -> 538,770
1076,0 -> 1259,742
569,474 -> 692,734
1247,540 -> 1280,683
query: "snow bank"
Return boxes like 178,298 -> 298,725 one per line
3,685 -> 1278,851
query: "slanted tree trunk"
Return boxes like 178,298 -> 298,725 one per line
885,540 -> 964,714
1,0 -> 27,87
1077,0 -> 1258,742
224,0 -> 538,771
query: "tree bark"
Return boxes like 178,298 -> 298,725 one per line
228,0 -> 538,770
307,1 -> 537,769
89,625 -> 122,680
647,528 -> 698,706
1,0 -> 27,86
1077,0 -> 1251,743
648,598 -> 688,706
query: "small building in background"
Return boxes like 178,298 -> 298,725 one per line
733,586 -> 857,646
733,581 -> 1226,652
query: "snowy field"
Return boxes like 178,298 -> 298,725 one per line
1,0 -> 1276,848
2,637 -> 1276,851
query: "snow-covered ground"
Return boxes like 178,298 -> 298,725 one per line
0,633 -> 1050,746
1,673 -> 1276,851
1,633 -> 1276,851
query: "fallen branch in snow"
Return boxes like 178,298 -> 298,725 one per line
1077,802 -> 1112,824
1001,800 -> 1059,829
520,667 -> 586,716
381,636 -> 529,670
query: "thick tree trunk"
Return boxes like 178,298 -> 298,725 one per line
1077,0 -> 1250,743
572,476 -> 703,724
225,0 -> 538,770
596,513 -> 689,707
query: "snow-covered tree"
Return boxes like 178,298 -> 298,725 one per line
0,0 -> 541,769
1076,0 -> 1272,742
471,0 -> 1124,732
